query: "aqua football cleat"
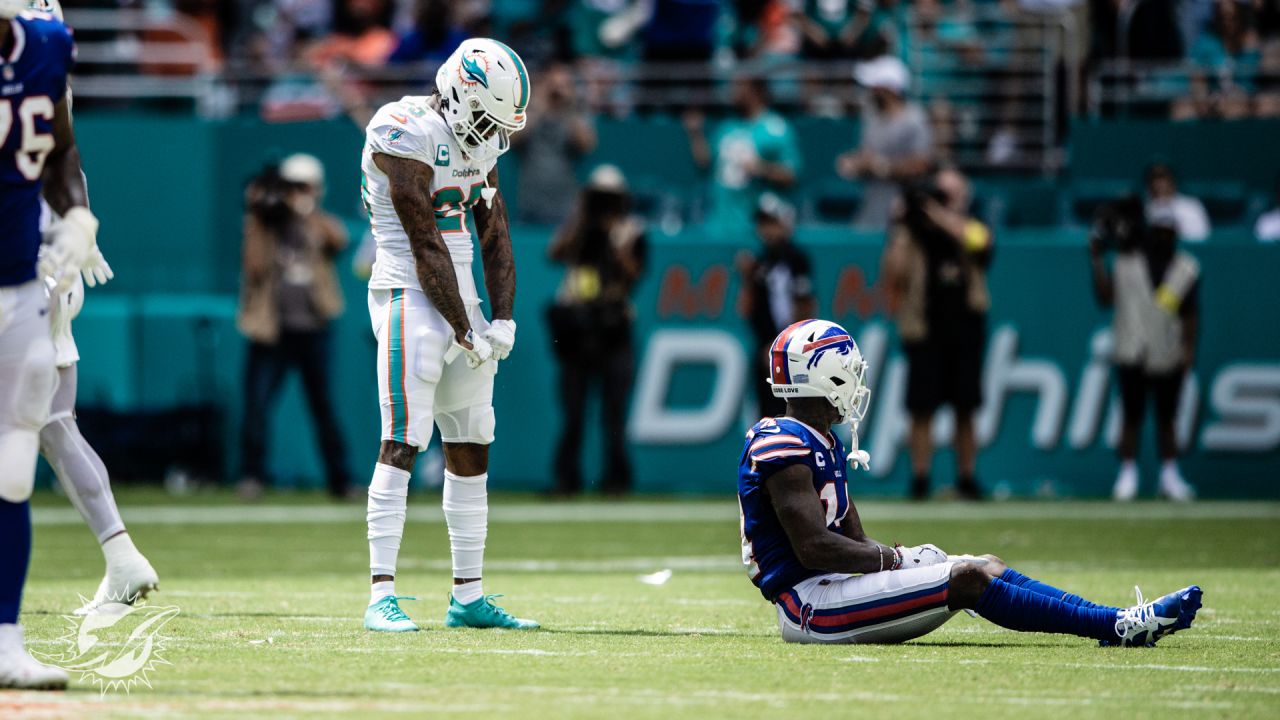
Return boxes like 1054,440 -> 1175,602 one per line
1106,585 -> 1202,647
444,594 -> 540,630
364,596 -> 419,632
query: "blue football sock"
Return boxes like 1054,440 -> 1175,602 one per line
976,577 -> 1120,642
0,499 -> 32,625
1000,568 -> 1102,609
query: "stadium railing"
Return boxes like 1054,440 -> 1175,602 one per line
64,6 -> 1077,176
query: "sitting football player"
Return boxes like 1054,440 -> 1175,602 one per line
738,319 -> 1202,646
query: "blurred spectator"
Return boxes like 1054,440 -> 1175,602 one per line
567,0 -> 648,60
1089,203 -> 1199,501
641,0 -> 721,62
546,165 -> 648,497
387,0 -> 467,63
837,55 -> 932,229
1144,163 -> 1211,242
793,0 -> 866,60
1190,0 -> 1260,68
237,155 -> 351,499
684,76 -> 801,240
881,167 -> 992,501
731,0 -> 799,59
514,62 -> 598,225
307,0 -> 396,68
1255,176 -> 1280,241
737,193 -> 817,420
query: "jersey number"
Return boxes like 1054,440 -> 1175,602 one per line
0,96 -> 56,181
818,482 -> 839,527
432,182 -> 485,233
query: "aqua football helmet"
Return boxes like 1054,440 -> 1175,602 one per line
435,38 -> 530,164
768,319 -> 870,429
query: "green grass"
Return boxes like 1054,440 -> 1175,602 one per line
7,494 -> 1280,719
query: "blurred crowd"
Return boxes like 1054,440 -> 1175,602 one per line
58,0 -> 1280,121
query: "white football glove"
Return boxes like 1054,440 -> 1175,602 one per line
39,207 -> 99,294
482,319 -> 516,361
896,543 -> 948,568
450,329 -> 493,369
79,246 -> 114,288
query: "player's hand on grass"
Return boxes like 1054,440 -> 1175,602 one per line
896,543 -> 948,568
452,329 -> 493,369
482,319 -> 516,361
80,246 -> 114,288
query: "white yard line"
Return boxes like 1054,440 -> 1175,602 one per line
30,501 -> 1280,526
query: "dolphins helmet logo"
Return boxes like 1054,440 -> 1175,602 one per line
459,52 -> 490,89
36,591 -> 180,695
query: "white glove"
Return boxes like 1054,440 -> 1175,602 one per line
39,207 -> 99,294
896,544 -> 948,568
450,329 -> 493,369
80,246 -> 114,288
482,319 -> 516,361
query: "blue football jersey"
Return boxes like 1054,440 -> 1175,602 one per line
738,416 -> 849,600
0,12 -> 74,287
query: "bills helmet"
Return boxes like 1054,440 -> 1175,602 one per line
768,319 -> 870,429
435,38 -> 530,164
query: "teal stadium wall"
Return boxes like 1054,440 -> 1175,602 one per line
61,113 -> 1280,497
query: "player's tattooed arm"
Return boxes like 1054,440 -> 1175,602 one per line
474,166 -> 516,321
374,152 -> 472,341
765,464 -> 887,575
41,96 -> 89,215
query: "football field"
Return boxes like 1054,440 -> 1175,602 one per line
8,492 -> 1280,719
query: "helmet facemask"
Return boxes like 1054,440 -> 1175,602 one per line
827,354 -> 870,430
447,95 -> 518,163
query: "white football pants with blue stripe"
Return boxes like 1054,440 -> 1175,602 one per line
776,563 -> 958,644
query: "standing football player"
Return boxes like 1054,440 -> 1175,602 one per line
24,0 -> 160,618
739,319 -> 1202,646
0,0 -> 99,689
359,39 -> 536,632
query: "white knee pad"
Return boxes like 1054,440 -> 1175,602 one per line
0,338 -> 56,502
10,337 -> 57,433
436,405 -> 495,445
0,429 -> 39,502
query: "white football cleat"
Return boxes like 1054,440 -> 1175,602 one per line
1112,466 -> 1138,502
0,625 -> 68,690
74,552 -> 160,616
1158,467 -> 1196,502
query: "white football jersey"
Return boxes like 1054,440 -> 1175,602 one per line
362,95 -> 496,290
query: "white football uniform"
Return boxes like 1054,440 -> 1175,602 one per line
361,96 -> 499,450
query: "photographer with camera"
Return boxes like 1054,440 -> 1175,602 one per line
546,165 -> 648,497
237,154 -> 352,500
1089,201 -> 1199,502
881,167 -> 992,501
